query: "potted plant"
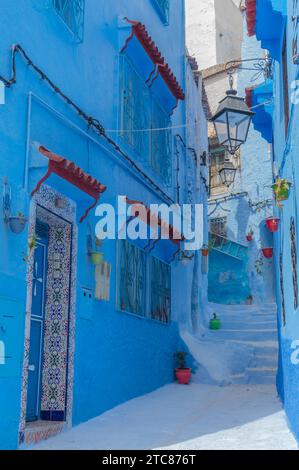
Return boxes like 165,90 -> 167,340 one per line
9,212 -> 28,234
89,237 -> 104,266
272,178 -> 291,207
174,352 -> 192,385
246,229 -> 254,242
209,313 -> 222,330
262,247 -> 273,259
201,244 -> 209,257
265,216 -> 280,233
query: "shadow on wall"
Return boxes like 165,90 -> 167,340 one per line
236,197 -> 251,243
208,251 -> 250,305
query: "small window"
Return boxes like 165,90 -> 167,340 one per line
53,0 -> 85,42
282,32 -> 290,136
210,217 -> 228,238
152,0 -> 169,24
150,257 -> 171,324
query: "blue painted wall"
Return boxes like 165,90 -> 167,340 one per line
0,0 -> 208,449
250,0 -> 299,442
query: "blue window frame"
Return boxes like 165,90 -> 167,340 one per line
152,0 -> 169,24
53,0 -> 85,42
120,56 -> 172,185
150,256 -> 171,324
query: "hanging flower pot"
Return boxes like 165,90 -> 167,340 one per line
265,217 -> 280,233
89,252 -> 104,265
246,230 -> 254,242
8,214 -> 28,234
262,247 -> 273,259
272,178 -> 291,205
201,244 -> 209,257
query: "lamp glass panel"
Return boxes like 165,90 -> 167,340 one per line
214,114 -> 228,145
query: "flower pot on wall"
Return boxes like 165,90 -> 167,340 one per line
90,252 -> 104,265
265,217 -> 280,233
272,179 -> 291,204
175,368 -> 192,385
8,216 -> 28,234
246,233 -> 253,242
262,247 -> 273,259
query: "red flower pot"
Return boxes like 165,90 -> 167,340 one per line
265,217 -> 280,233
246,234 -> 253,242
175,368 -> 192,385
201,249 -> 209,257
262,247 -> 273,259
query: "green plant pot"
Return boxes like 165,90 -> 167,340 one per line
272,184 -> 290,201
90,252 -> 104,265
209,319 -> 221,330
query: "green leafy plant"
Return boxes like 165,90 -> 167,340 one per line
255,254 -> 264,275
272,178 -> 291,208
175,351 -> 188,370
23,233 -> 39,262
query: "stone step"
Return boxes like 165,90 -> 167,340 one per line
208,329 -> 277,342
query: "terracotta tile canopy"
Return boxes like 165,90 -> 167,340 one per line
121,18 -> 185,101
31,146 -> 107,222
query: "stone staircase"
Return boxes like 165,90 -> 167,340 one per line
209,303 -> 278,385
182,303 -> 278,386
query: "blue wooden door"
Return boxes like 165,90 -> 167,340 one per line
26,221 -> 49,422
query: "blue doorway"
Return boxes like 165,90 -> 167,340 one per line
26,220 -> 49,422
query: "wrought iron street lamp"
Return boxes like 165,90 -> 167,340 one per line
211,75 -> 254,155
219,157 -> 237,188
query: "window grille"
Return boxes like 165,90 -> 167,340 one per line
210,217 -> 228,238
53,0 -> 85,42
152,0 -> 169,24
119,240 -> 146,316
150,257 -> 171,324
120,56 -> 172,184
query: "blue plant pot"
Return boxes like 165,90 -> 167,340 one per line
9,216 -> 28,234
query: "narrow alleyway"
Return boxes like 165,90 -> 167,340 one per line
30,383 -> 296,450
30,304 -> 298,450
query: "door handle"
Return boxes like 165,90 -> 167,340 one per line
28,365 -> 35,372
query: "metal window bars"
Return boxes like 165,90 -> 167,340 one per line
120,55 -> 172,185
53,0 -> 85,42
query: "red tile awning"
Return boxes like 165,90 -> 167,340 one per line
246,0 -> 257,37
126,197 -> 184,261
31,146 -> 107,222
121,19 -> 185,101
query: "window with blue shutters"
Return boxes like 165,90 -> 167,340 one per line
120,55 -> 172,185
152,0 -> 169,24
53,0 -> 85,42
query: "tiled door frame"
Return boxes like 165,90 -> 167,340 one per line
19,185 -> 78,446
